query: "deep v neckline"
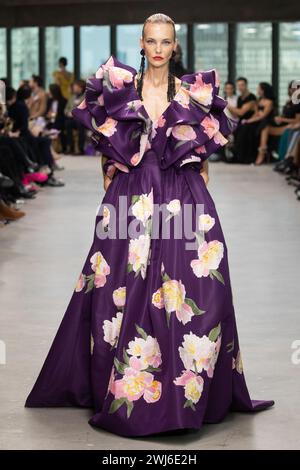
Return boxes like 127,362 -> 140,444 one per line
133,75 -> 182,124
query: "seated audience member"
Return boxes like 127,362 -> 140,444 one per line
231,82 -> 276,164
64,80 -> 86,155
6,86 -> 64,187
224,81 -> 238,108
45,84 -> 67,153
255,81 -> 300,165
224,77 -> 257,163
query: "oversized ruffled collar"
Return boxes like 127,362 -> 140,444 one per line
92,54 -> 223,129
75,54 -> 237,172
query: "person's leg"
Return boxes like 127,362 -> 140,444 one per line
76,121 -> 86,154
285,130 -> 300,158
255,126 -> 270,164
22,133 -> 44,166
0,144 -> 23,183
36,136 -> 55,169
255,125 -> 287,165
65,117 -> 74,152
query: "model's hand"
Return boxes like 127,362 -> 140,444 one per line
103,175 -> 112,191
200,171 -> 209,186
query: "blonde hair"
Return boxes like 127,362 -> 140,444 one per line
142,13 -> 176,41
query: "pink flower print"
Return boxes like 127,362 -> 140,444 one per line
174,369 -> 198,386
90,251 -> 110,288
172,124 -> 197,141
77,99 -> 87,109
190,240 -> 224,278
97,93 -> 104,106
214,69 -> 220,88
95,65 -> 104,79
195,145 -> 206,154
206,336 -> 222,378
107,366 -> 116,396
151,116 -> 166,140
108,66 -> 134,89
174,88 -> 190,109
189,73 -> 214,106
201,115 -> 219,139
75,273 -> 86,292
114,368 -> 154,402
152,287 -> 164,309
128,356 -> 146,371
143,380 -> 162,403
126,99 -> 143,112
213,130 -> 228,146
95,116 -> 118,137
130,152 -> 143,166
173,370 -> 204,406
175,301 -> 194,325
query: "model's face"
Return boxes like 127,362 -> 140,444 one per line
141,23 -> 177,68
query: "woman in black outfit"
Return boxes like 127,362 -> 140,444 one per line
46,84 -> 67,153
233,82 -> 276,165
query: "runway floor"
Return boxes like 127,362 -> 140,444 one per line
0,156 -> 299,450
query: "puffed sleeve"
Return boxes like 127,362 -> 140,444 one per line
71,56 -> 155,177
159,69 -> 239,171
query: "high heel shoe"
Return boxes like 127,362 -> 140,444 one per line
254,146 -> 268,165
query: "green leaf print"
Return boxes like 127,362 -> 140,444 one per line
184,399 -> 196,411
162,272 -> 171,282
134,266 -> 142,278
185,297 -> 205,316
135,323 -> 148,340
209,323 -> 221,342
108,397 -> 127,414
174,140 -> 188,150
145,365 -> 162,373
127,263 -> 133,273
114,356 -> 126,375
84,274 -> 95,293
123,347 -> 130,365
210,269 -> 225,285
166,310 -> 171,328
226,340 -> 234,353
192,358 -> 199,374
126,399 -> 134,418
193,231 -> 205,247
131,195 -> 140,205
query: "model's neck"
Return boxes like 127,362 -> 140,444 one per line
144,66 -> 170,86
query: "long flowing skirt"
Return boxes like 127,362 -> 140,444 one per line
25,151 -> 274,437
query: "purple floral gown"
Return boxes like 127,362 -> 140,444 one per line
25,54 -> 274,437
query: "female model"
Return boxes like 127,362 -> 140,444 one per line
25,13 -> 274,437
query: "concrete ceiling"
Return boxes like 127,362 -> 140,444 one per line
0,0 -> 299,27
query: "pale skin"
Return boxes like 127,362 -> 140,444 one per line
102,22 -> 209,191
